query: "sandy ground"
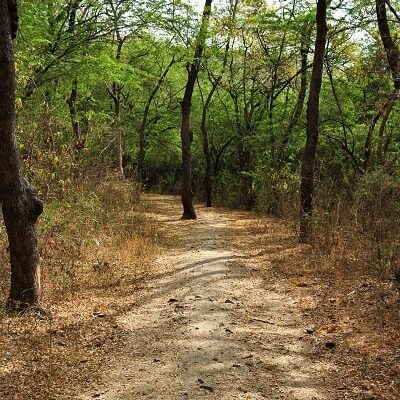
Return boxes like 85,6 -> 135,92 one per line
80,195 -> 333,400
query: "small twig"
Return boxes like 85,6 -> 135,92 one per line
249,317 -> 275,325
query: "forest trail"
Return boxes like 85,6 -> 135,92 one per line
81,195 -> 332,400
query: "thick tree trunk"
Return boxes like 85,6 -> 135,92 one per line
180,0 -> 213,219
376,0 -> 400,90
299,0 -> 328,243
371,0 -> 400,168
0,1 -> 43,309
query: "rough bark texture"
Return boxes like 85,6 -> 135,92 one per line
0,1 -> 43,309
376,0 -> 400,90
299,0 -> 328,243
368,0 -> 400,168
180,0 -> 213,219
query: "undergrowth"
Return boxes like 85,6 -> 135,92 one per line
0,171 -> 159,400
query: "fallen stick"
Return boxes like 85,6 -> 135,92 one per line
249,317 -> 275,325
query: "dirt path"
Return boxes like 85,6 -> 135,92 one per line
81,195 -> 333,400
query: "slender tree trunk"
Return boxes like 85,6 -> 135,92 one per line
199,0 -> 238,208
0,1 -> 43,309
67,78 -> 85,176
112,86 -> 124,177
180,0 -> 213,219
278,38 -> 308,165
377,94 -> 397,165
108,30 -> 125,178
364,90 -> 397,171
230,92 -> 254,209
299,0 -> 328,243
67,79 -> 80,146
200,90 -> 215,207
66,1 -> 84,170
137,57 -> 175,182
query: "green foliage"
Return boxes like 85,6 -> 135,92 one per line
12,1 -> 400,271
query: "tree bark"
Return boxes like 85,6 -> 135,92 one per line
376,0 -> 400,90
180,0 -> 213,219
66,1 -> 85,168
299,0 -> 328,243
107,29 -> 125,178
377,93 -> 397,165
371,0 -> 400,168
112,84 -> 124,177
137,57 -> 175,183
278,36 -> 309,165
199,0 -> 238,208
67,78 -> 86,171
0,0 -> 43,309
200,86 -> 216,207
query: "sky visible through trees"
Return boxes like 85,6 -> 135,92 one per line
0,1 -> 400,398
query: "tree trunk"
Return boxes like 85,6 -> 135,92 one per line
0,1 -> 43,310
137,57 -> 175,183
377,94 -> 397,165
376,0 -> 400,90
113,87 -> 124,177
180,0 -> 213,219
109,31 -> 125,178
199,0 -> 238,208
66,1 -> 84,170
200,92 -> 214,207
278,37 -> 308,165
373,0 -> 400,168
299,0 -> 328,243
67,78 -> 86,176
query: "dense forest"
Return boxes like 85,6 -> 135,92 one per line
2,0 -> 400,305
1,0 -> 400,399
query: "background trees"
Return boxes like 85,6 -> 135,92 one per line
2,0 -> 400,306
10,0 -> 400,217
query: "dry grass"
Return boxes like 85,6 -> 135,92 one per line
224,210 -> 400,400
0,173 -> 160,400
1,186 -> 399,399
